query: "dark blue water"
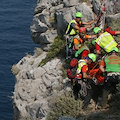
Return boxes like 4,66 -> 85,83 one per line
0,0 -> 37,119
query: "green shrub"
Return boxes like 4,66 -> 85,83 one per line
38,36 -> 66,67
46,92 -> 82,120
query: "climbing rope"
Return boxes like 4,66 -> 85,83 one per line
96,0 -> 117,29
95,0 -> 106,29
78,80 -> 92,97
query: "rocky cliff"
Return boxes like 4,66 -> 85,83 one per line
12,0 -> 120,120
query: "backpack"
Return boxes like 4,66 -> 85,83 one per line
66,58 -> 78,79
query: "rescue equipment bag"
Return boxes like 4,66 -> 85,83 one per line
66,58 -> 78,79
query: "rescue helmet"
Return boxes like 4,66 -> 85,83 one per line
75,12 -> 82,18
110,47 -> 119,53
93,27 -> 102,34
88,53 -> 96,62
79,27 -> 86,33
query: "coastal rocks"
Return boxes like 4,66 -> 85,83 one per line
30,1 -> 96,45
30,0 -> 120,46
63,0 -> 80,7
13,52 -> 72,120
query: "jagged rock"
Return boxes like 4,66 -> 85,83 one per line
63,0 -> 81,7
13,51 -> 72,119
31,0 -> 120,46
56,7 -> 76,35
30,0 -> 97,45
76,3 -> 94,21
33,67 -> 46,78
30,17 -> 48,33
35,11 -> 52,28
25,100 -> 48,120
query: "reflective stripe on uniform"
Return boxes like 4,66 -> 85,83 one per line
104,40 -> 114,50
77,60 -> 87,74
66,20 -> 77,35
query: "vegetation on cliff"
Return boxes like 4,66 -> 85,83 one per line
38,36 -> 66,67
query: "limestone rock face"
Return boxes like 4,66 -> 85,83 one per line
13,52 -> 72,120
30,0 -> 96,45
30,0 -> 120,45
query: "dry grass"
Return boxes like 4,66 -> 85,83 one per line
11,64 -> 20,75
46,92 -> 83,120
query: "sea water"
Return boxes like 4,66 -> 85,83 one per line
0,0 -> 37,119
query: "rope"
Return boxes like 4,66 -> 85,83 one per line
95,0 -> 106,28
79,80 -> 87,96
79,80 -> 91,97
96,0 -> 117,28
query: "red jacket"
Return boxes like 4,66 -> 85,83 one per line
105,27 -> 116,35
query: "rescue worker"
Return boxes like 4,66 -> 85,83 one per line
73,53 -> 96,101
90,25 -> 120,54
99,47 -> 120,108
93,27 -> 118,55
72,27 -> 96,59
66,12 -> 97,36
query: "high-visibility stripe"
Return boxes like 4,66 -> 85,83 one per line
65,22 -> 71,34
66,20 -> 77,35
104,40 -> 114,49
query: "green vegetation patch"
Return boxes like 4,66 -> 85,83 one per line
38,36 -> 66,67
